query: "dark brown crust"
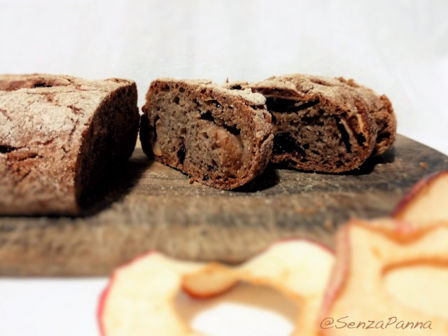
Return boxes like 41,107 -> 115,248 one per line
140,78 -> 273,190
230,74 -> 396,172
0,74 -> 139,215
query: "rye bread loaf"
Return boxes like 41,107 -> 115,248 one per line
228,74 -> 396,172
140,79 -> 274,190
0,74 -> 139,215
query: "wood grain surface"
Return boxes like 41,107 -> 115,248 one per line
0,134 -> 447,276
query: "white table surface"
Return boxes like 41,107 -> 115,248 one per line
0,0 -> 447,335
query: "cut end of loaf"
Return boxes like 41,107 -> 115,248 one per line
140,79 -> 273,190
264,94 -> 374,172
231,74 -> 397,173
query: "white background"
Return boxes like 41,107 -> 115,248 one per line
0,0 -> 447,335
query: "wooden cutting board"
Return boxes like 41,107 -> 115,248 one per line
0,135 -> 447,276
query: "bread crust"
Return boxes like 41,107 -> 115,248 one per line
0,74 -> 139,215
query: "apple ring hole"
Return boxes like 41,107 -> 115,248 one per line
175,282 -> 299,336
383,261 -> 448,319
